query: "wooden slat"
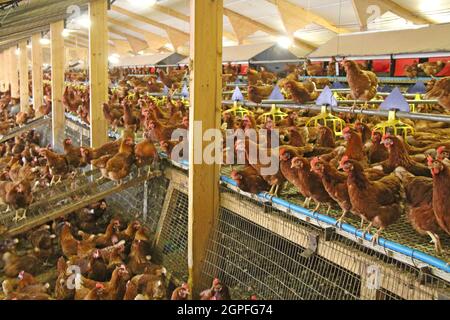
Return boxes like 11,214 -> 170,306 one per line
50,20 -> 65,151
188,0 -> 222,297
9,46 -> 19,99
0,51 -> 6,92
223,8 -> 316,52
18,40 -> 29,111
89,0 -> 109,148
31,34 -> 44,116
267,0 -> 351,34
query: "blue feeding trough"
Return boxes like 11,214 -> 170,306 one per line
181,84 -> 189,98
380,87 -> 411,112
268,85 -> 284,101
407,81 -> 427,94
316,86 -> 338,107
379,85 -> 393,93
232,86 -> 245,102
331,81 -> 345,89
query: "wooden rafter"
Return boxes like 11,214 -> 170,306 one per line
267,0 -> 351,34
108,17 -> 168,52
111,5 -> 189,51
351,0 -> 433,30
150,3 -> 238,42
223,7 -> 316,52
108,26 -> 149,53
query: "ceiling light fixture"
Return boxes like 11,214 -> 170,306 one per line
277,36 -> 293,49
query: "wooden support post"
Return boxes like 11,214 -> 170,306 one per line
32,34 -> 44,116
9,46 -> 19,99
188,0 -> 223,297
89,0 -> 109,148
3,49 -> 11,92
0,51 -> 5,92
18,41 -> 29,112
50,21 -> 65,151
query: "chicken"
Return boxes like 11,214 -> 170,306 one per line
134,138 -> 158,175
122,101 -> 140,131
343,60 -> 378,109
290,156 -> 335,212
171,283 -> 190,300
379,134 -> 431,177
342,126 -> 368,167
27,225 -> 55,260
310,157 -> 352,226
102,103 -> 123,130
59,222 -> 79,258
63,138 -> 86,169
104,137 -> 135,184
248,83 -> 274,104
418,61 -> 445,77
83,283 -> 108,300
236,138 -> 287,196
327,57 -> 338,76
80,140 -> 121,163
283,80 -> 318,104
404,61 -> 419,79
0,180 -> 33,221
425,77 -> 450,111
395,167 -> 443,254
145,117 -> 183,143
127,240 -> 152,276
428,157 -> 450,236
38,148 -> 70,184
339,156 -> 405,244
305,59 -> 324,77
230,167 -> 270,195
367,131 -> 389,164
54,257 -> 75,300
200,278 -> 231,300
63,86 -> 82,113
2,251 -> 41,278
82,219 -> 122,248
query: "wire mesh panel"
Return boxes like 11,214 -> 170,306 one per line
107,176 -> 169,241
64,119 -> 90,147
199,187 -> 450,300
153,187 -> 189,285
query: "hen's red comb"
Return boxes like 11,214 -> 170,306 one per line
437,146 -> 446,155
310,157 -> 320,167
382,133 -> 392,140
427,155 -> 435,166
213,278 -> 221,286
340,155 -> 350,165
343,127 -> 351,134
96,283 -> 105,289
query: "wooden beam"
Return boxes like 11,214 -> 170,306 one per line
111,5 -> 190,52
188,0 -> 222,297
108,17 -> 166,51
267,0 -> 351,34
89,0 -> 109,148
9,46 -> 19,99
223,9 -> 259,44
18,40 -> 29,112
151,3 -> 238,43
31,34 -> 44,116
351,0 -> 433,30
50,20 -> 65,152
223,7 -> 316,52
0,51 -> 6,92
3,49 -> 11,92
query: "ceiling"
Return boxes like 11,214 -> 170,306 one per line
2,0 -> 450,58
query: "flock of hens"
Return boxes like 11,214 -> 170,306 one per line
0,56 -> 449,300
